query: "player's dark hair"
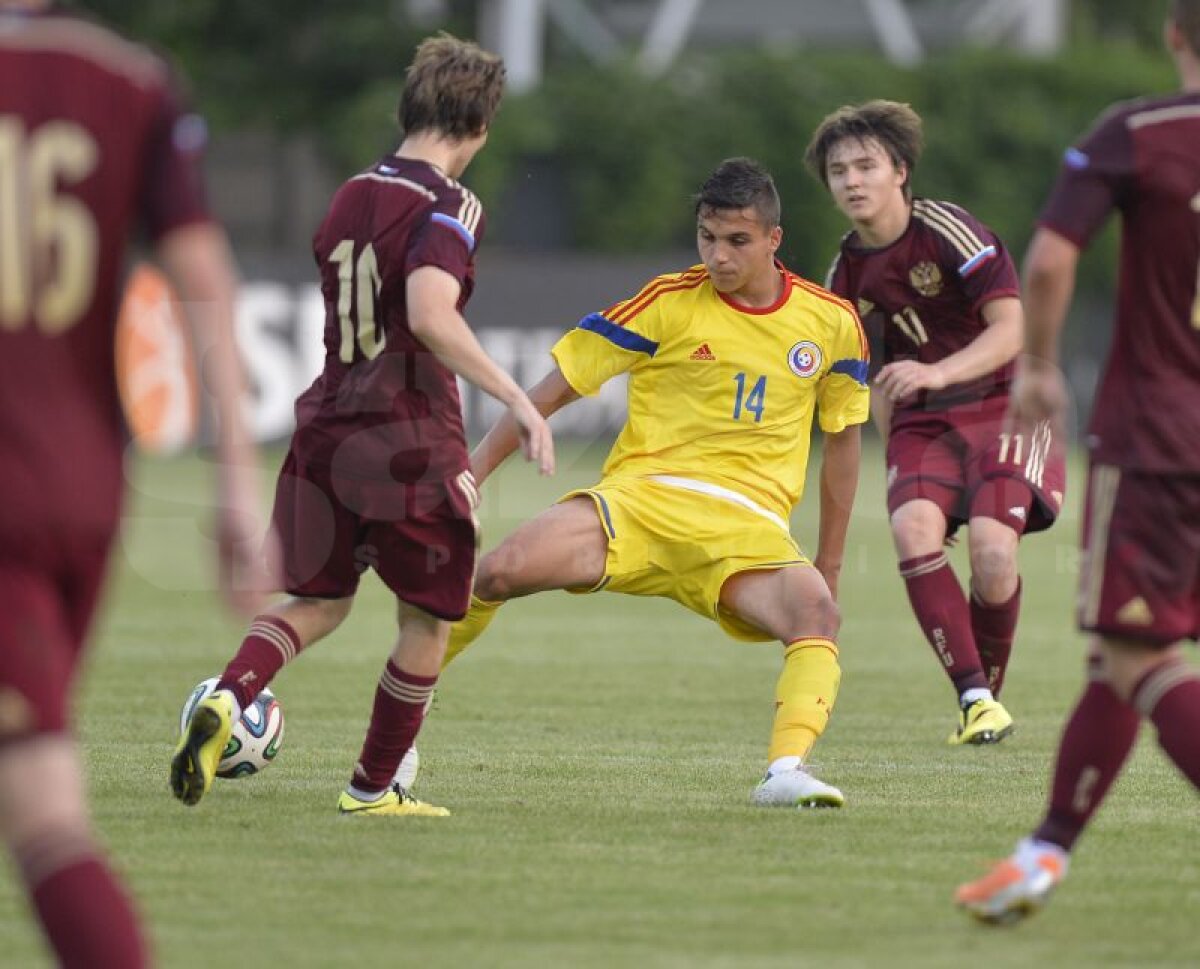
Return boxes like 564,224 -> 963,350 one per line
1172,0 -> 1200,54
804,100 -> 924,199
694,157 -> 781,228
399,33 -> 505,139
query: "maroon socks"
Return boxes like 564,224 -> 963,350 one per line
20,833 -> 147,969
349,660 -> 438,794
218,615 -> 304,710
899,553 -> 988,696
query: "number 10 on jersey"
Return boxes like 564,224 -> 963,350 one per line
329,239 -> 384,363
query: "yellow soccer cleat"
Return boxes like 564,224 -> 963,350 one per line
948,698 -> 1014,746
170,690 -> 234,806
337,783 -> 450,818
955,839 -> 1068,925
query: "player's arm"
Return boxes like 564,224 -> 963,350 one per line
874,296 -> 1023,402
407,265 -> 555,476
1011,228 -> 1081,424
869,392 -> 893,440
470,367 -> 580,485
814,424 -> 861,601
156,223 -> 273,617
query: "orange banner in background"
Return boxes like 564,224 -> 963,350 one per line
115,263 -> 199,454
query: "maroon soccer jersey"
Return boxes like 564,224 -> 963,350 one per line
1040,92 -> 1200,472
0,9 -> 211,537
827,198 -> 1021,410
293,156 -> 486,487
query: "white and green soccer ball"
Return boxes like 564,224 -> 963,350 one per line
178,677 -> 285,778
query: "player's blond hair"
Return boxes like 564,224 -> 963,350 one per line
399,33 -> 505,139
804,100 -> 924,199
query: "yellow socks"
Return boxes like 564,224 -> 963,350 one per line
442,595 -> 504,669
768,638 -> 841,764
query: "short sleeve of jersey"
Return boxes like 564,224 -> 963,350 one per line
1038,105 -> 1134,247
816,305 -> 871,433
404,185 -> 485,286
551,278 -> 667,397
139,74 -> 211,241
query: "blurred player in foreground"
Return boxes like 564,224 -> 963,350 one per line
809,101 -> 1065,746
171,35 -> 554,818
957,0 -> 1200,923
0,3 -> 266,965
442,158 -> 869,808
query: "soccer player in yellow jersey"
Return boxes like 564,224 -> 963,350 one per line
447,157 -> 869,806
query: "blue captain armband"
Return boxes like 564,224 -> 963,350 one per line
577,313 -> 659,356
830,358 -> 868,384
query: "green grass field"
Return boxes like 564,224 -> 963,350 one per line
2,440 -> 1197,967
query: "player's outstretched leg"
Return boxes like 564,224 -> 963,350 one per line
752,637 -> 844,809
170,690 -> 234,806
955,837 -> 1068,925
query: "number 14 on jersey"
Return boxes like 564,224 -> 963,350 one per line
732,372 -> 767,422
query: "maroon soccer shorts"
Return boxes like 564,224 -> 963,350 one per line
0,531 -> 113,739
271,451 -> 479,621
885,395 -> 1066,536
1077,463 -> 1200,645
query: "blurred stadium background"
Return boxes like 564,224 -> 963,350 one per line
93,0 -> 1173,451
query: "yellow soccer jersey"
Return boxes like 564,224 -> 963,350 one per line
551,263 -> 870,519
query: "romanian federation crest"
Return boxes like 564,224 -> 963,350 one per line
788,341 -> 822,378
908,261 -> 943,297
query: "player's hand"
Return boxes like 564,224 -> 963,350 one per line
510,394 -> 556,476
216,465 -> 278,617
874,360 -> 946,403
1008,356 -> 1069,426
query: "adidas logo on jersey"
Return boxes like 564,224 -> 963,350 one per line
1008,506 -> 1027,521
690,343 -> 716,361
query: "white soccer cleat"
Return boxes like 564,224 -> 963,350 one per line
394,746 -> 420,789
752,767 -> 845,809
955,838 -> 1069,925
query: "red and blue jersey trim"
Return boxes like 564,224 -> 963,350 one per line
958,245 -> 997,277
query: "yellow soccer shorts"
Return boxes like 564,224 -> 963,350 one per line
560,475 -> 810,642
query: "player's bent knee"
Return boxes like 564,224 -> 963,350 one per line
473,553 -> 518,602
801,593 -> 841,640
890,507 -> 944,556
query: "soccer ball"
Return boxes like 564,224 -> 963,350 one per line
178,677 -> 285,779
